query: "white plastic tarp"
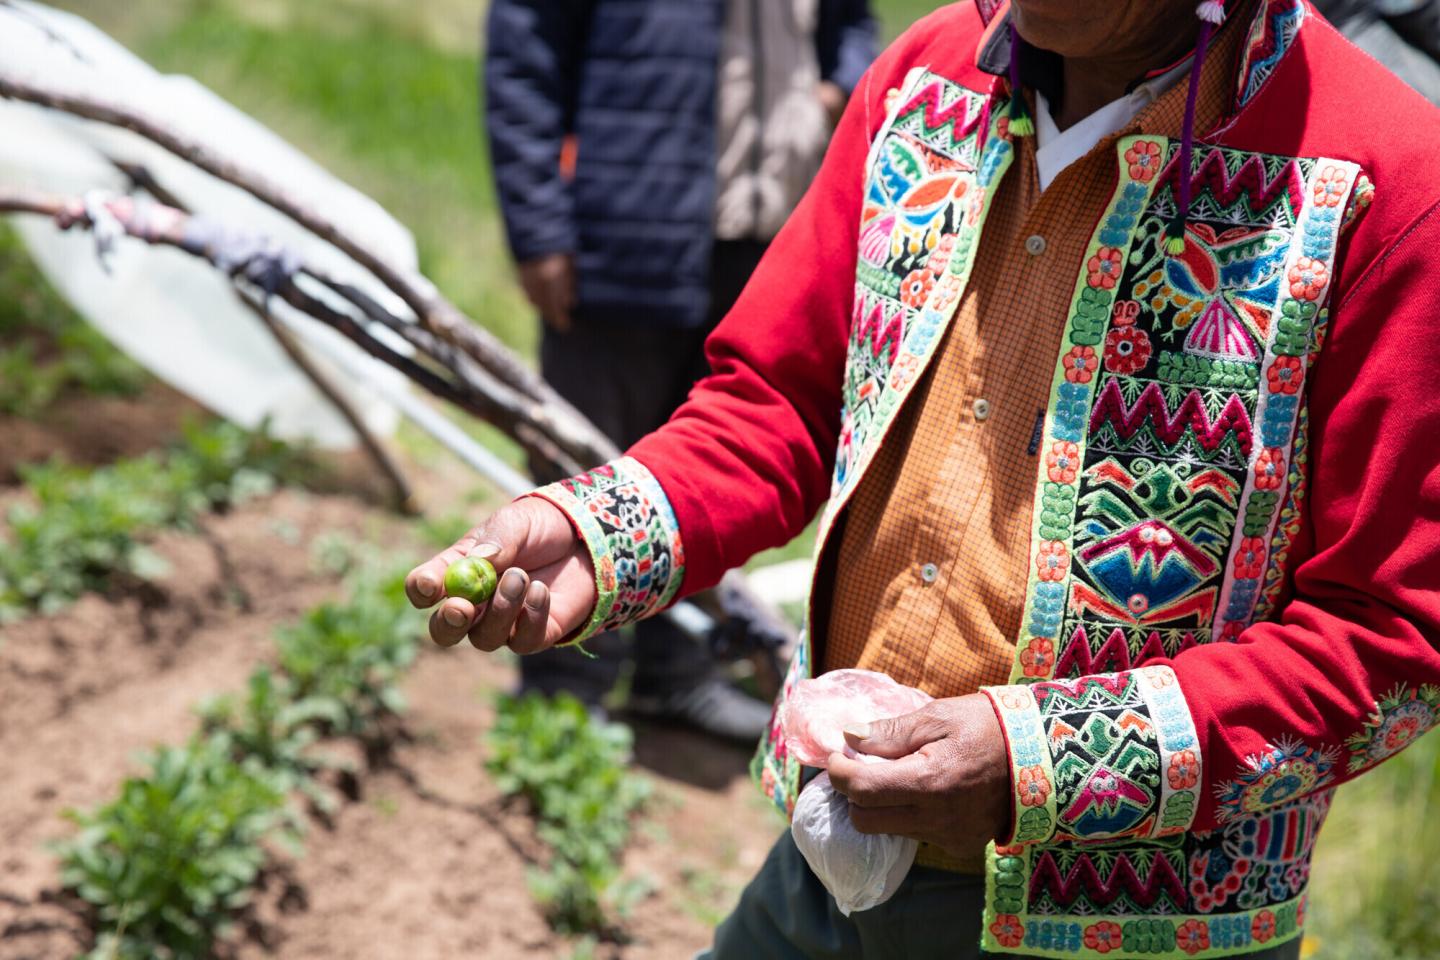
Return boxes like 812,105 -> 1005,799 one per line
0,1 -> 417,449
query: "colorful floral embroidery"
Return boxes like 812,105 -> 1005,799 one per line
1102,325 -> 1152,374
1021,637 -> 1057,678
1087,247 -> 1124,289
982,131 -> 1355,958
900,268 -> 935,307
758,69 -> 1013,825
1126,140 -> 1163,182
1019,765 -> 1052,806
1176,919 -> 1210,955
1062,345 -> 1099,384
1036,541 -> 1070,582
1046,441 -> 1081,484
1266,355 -> 1302,393
1344,684 -> 1440,773
1286,257 -> 1327,300
1253,447 -> 1285,490
530,456 -> 685,643
1215,737 -> 1338,822
991,914 -> 1025,948
1312,165 -> 1347,208
1170,749 -> 1201,790
1083,921 -> 1124,953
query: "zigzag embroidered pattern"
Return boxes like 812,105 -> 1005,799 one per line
1156,150 -> 1305,226
1088,381 -> 1254,460
1028,847 -> 1187,915
892,79 -> 989,153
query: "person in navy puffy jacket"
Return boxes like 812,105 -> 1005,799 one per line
483,0 -> 878,740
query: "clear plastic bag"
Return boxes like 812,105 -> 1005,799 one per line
790,770 -> 919,916
781,669 -> 933,915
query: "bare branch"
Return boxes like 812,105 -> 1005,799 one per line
0,187 -> 578,477
235,286 -> 418,514
0,72 -> 618,467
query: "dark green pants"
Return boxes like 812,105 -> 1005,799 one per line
702,832 -> 1303,960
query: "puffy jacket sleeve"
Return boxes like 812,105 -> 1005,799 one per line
483,0 -> 588,262
526,59 -> 892,642
982,200 -> 1440,846
816,0 -> 880,95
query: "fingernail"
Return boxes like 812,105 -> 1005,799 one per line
474,542 -> 500,559
524,580 -> 548,609
499,569 -> 527,602
415,575 -> 438,599
443,607 -> 468,628
843,722 -> 871,741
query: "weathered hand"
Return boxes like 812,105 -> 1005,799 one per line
517,252 -> 576,333
826,694 -> 1011,860
404,497 -> 596,654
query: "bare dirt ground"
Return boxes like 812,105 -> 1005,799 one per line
0,470 -> 781,959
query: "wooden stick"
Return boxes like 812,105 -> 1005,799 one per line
235,287 -> 419,514
0,73 -> 617,467
0,187 -> 577,477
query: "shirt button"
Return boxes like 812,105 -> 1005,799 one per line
973,398 -> 992,421
1025,234 -> 1047,256
920,562 -> 939,584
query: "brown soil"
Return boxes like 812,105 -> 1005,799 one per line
0,485 -> 781,959
0,381 -> 204,483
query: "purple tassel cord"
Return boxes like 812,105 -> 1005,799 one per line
1167,1 -> 1227,254
1008,20 -> 1034,137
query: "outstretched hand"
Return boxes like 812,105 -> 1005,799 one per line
826,694 -> 1011,860
404,497 -> 596,654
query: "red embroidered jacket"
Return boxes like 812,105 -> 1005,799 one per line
530,2 -> 1440,956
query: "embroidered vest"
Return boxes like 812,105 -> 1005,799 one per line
750,40 -> 1367,956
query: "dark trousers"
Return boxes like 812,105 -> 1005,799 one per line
703,831 -> 1305,960
522,239 -> 769,700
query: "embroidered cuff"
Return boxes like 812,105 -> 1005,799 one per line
983,665 -> 1202,846
526,456 -> 686,645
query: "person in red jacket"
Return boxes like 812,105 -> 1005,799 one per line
410,0 -> 1440,956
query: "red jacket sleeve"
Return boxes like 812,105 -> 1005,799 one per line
525,55 -> 907,640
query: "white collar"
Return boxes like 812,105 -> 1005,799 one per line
1033,58 -> 1193,192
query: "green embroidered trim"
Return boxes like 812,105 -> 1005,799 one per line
528,456 -> 684,645
1006,135 -> 1166,686
984,838 -> 1308,960
1156,352 -> 1260,389
983,684 -> 1060,846
1210,160 -> 1358,637
756,70 -> 1017,821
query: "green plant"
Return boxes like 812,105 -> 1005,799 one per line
275,573 -> 416,736
0,223 -> 147,415
200,667 -> 346,814
168,418 -> 302,512
0,420 -> 303,618
486,692 -> 652,936
57,737 -> 296,960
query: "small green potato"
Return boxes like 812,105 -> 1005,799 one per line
444,556 -> 498,605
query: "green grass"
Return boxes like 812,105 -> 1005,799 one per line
1306,729 -> 1440,960
878,0 -> 950,39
